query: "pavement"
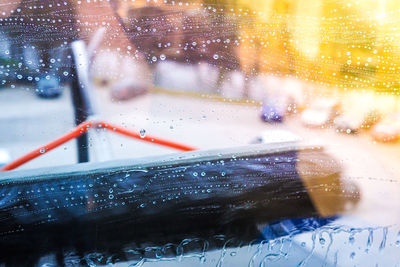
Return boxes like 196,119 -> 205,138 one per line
0,86 -> 77,169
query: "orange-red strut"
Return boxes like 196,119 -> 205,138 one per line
0,120 -> 196,171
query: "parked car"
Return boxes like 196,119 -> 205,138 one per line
301,99 -> 340,127
360,109 -> 381,130
371,113 -> 400,142
35,75 -> 63,98
260,101 -> 286,123
335,109 -> 382,134
334,114 -> 361,134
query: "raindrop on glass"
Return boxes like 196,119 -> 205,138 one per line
139,129 -> 146,138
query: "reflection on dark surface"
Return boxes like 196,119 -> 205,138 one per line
0,145 -> 357,266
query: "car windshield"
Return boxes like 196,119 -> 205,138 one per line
0,0 -> 400,266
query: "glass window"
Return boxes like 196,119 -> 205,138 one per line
0,0 -> 399,266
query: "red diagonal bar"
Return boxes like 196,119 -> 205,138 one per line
0,120 -> 196,171
98,121 -> 196,152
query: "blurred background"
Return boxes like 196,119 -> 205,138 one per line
1,0 -> 400,266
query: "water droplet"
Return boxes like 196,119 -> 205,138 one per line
213,54 -> 219,60
139,129 -> 146,138
379,227 -> 388,251
160,54 -> 166,60
40,148 -> 46,153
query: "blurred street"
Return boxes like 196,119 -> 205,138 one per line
2,85 -> 400,227
2,86 -> 400,266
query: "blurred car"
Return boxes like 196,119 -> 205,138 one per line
335,109 -> 382,134
260,102 -> 285,123
334,114 -> 361,134
35,75 -> 63,98
333,110 -> 381,134
360,109 -> 381,130
252,129 -> 301,144
371,113 -> 400,142
110,79 -> 148,101
301,99 -> 340,127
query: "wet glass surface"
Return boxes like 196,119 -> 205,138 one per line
0,0 -> 400,266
